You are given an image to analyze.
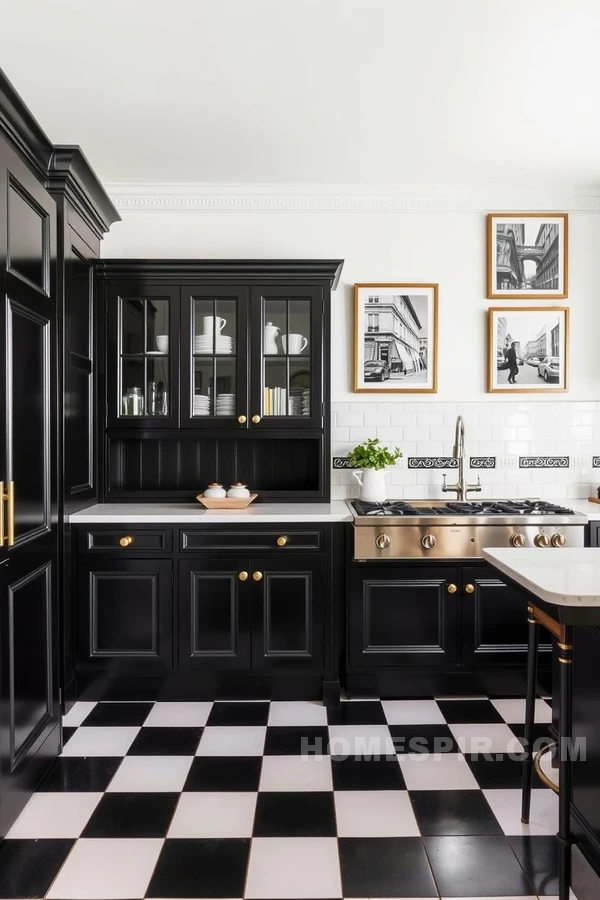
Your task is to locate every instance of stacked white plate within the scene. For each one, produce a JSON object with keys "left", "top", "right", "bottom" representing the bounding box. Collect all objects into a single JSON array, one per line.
[
  {"left": 302, "top": 389, "right": 311, "bottom": 416},
  {"left": 288, "top": 388, "right": 304, "bottom": 416},
  {"left": 216, "top": 393, "right": 236, "bottom": 416},
  {"left": 193, "top": 395, "right": 211, "bottom": 416},
  {"left": 194, "top": 335, "right": 233, "bottom": 355}
]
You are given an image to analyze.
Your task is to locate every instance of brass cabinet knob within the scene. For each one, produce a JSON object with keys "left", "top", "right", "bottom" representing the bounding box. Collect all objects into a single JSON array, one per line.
[
  {"left": 509, "top": 532, "right": 526, "bottom": 548},
  {"left": 534, "top": 533, "right": 551, "bottom": 548},
  {"left": 421, "top": 533, "right": 436, "bottom": 550},
  {"left": 276, "top": 536, "right": 288, "bottom": 547},
  {"left": 551, "top": 532, "right": 567, "bottom": 547},
  {"left": 237, "top": 415, "right": 247, "bottom": 424},
  {"left": 252, "top": 571, "right": 263, "bottom": 581},
  {"left": 238, "top": 571, "right": 249, "bottom": 581},
  {"left": 251, "top": 415, "right": 261, "bottom": 424},
  {"left": 119, "top": 536, "right": 134, "bottom": 547},
  {"left": 465, "top": 583, "right": 475, "bottom": 594},
  {"left": 447, "top": 583, "right": 458, "bottom": 594}
]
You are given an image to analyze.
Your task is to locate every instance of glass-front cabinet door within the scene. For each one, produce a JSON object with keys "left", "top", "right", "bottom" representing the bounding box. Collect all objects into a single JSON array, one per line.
[
  {"left": 107, "top": 285, "right": 179, "bottom": 428},
  {"left": 250, "top": 286, "right": 324, "bottom": 429},
  {"left": 180, "top": 286, "right": 249, "bottom": 429}
]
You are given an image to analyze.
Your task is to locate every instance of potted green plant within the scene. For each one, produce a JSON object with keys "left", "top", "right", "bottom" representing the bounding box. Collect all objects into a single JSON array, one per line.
[{"left": 348, "top": 438, "right": 402, "bottom": 501}]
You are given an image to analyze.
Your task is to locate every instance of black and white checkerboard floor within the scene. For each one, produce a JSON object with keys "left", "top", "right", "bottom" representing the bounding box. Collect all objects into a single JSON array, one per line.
[{"left": 0, "top": 696, "right": 572, "bottom": 900}]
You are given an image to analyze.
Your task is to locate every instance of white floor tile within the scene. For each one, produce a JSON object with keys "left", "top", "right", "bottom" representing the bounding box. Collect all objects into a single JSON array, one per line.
[
  {"left": 6, "top": 792, "right": 102, "bottom": 838},
  {"left": 62, "top": 701, "right": 96, "bottom": 727},
  {"left": 107, "top": 755, "right": 193, "bottom": 792},
  {"left": 268, "top": 700, "right": 327, "bottom": 726},
  {"left": 335, "top": 790, "right": 420, "bottom": 837},
  {"left": 491, "top": 698, "right": 553, "bottom": 724},
  {"left": 260, "top": 755, "right": 333, "bottom": 792},
  {"left": 60, "top": 726, "right": 140, "bottom": 757},
  {"left": 46, "top": 838, "right": 163, "bottom": 899},
  {"left": 168, "top": 792, "right": 257, "bottom": 837},
  {"left": 143, "top": 701, "right": 213, "bottom": 727},
  {"left": 449, "top": 723, "right": 525, "bottom": 754},
  {"left": 196, "top": 725, "right": 266, "bottom": 756},
  {"left": 398, "top": 752, "right": 479, "bottom": 790},
  {"left": 245, "top": 837, "right": 341, "bottom": 899},
  {"left": 483, "top": 788, "right": 559, "bottom": 835},
  {"left": 328, "top": 724, "right": 395, "bottom": 758},
  {"left": 383, "top": 699, "right": 446, "bottom": 725}
]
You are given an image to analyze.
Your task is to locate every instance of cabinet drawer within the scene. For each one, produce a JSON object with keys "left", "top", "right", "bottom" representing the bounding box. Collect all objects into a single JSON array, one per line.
[
  {"left": 181, "top": 528, "right": 323, "bottom": 552},
  {"left": 80, "top": 529, "right": 172, "bottom": 554}
]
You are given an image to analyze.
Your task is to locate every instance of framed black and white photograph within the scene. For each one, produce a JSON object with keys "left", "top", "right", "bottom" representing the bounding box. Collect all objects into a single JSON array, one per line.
[
  {"left": 488, "top": 307, "right": 569, "bottom": 393},
  {"left": 354, "top": 283, "right": 438, "bottom": 393},
  {"left": 487, "top": 213, "right": 568, "bottom": 299}
]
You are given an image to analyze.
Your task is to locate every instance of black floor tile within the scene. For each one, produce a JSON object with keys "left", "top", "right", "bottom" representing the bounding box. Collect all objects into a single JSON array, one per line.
[
  {"left": 409, "top": 789, "right": 503, "bottom": 835},
  {"left": 146, "top": 837, "right": 250, "bottom": 898},
  {"left": 0, "top": 838, "right": 74, "bottom": 898},
  {"left": 183, "top": 755, "right": 262, "bottom": 791},
  {"left": 127, "top": 726, "right": 203, "bottom": 756},
  {"left": 436, "top": 699, "right": 505, "bottom": 723},
  {"left": 332, "top": 756, "right": 405, "bottom": 791},
  {"left": 81, "top": 791, "right": 179, "bottom": 838},
  {"left": 509, "top": 835, "right": 559, "bottom": 896},
  {"left": 465, "top": 753, "right": 536, "bottom": 789},
  {"left": 82, "top": 681, "right": 162, "bottom": 701},
  {"left": 81, "top": 701, "right": 152, "bottom": 727},
  {"left": 339, "top": 836, "right": 437, "bottom": 898},
  {"left": 389, "top": 723, "right": 459, "bottom": 754},
  {"left": 510, "top": 721, "right": 555, "bottom": 750},
  {"left": 253, "top": 791, "right": 336, "bottom": 837},
  {"left": 327, "top": 700, "right": 387, "bottom": 725},
  {"left": 37, "top": 756, "right": 121, "bottom": 792},
  {"left": 62, "top": 726, "right": 76, "bottom": 747},
  {"left": 206, "top": 701, "right": 270, "bottom": 726},
  {"left": 424, "top": 834, "right": 535, "bottom": 896},
  {"left": 264, "top": 725, "right": 329, "bottom": 756}
]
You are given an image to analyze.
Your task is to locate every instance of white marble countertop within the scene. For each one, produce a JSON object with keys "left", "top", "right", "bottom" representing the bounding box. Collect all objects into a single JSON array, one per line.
[
  {"left": 68, "top": 502, "right": 353, "bottom": 524},
  {"left": 482, "top": 547, "right": 600, "bottom": 607},
  {"left": 557, "top": 498, "right": 600, "bottom": 520}
]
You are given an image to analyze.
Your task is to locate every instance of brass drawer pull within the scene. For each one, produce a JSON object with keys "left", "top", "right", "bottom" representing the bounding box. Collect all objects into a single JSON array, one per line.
[
  {"left": 252, "top": 571, "right": 263, "bottom": 581},
  {"left": 238, "top": 571, "right": 249, "bottom": 581},
  {"left": 447, "top": 583, "right": 458, "bottom": 594},
  {"left": 251, "top": 414, "right": 261, "bottom": 424},
  {"left": 237, "top": 415, "right": 247, "bottom": 424},
  {"left": 276, "top": 535, "right": 288, "bottom": 547},
  {"left": 465, "top": 583, "right": 475, "bottom": 594},
  {"left": 1, "top": 482, "right": 14, "bottom": 547},
  {"left": 119, "top": 536, "right": 134, "bottom": 547}
]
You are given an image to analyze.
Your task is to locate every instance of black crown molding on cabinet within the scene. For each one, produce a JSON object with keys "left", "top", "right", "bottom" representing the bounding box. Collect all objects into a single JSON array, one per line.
[
  {"left": 470, "top": 456, "right": 496, "bottom": 469},
  {"left": 0, "top": 69, "right": 54, "bottom": 179},
  {"left": 519, "top": 456, "right": 569, "bottom": 468},
  {"left": 96, "top": 259, "right": 344, "bottom": 288},
  {"left": 408, "top": 457, "right": 459, "bottom": 469},
  {"left": 48, "top": 146, "right": 121, "bottom": 238}
]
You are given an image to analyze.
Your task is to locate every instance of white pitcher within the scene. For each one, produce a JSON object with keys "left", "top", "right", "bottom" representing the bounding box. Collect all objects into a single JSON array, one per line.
[
  {"left": 264, "top": 321, "right": 281, "bottom": 355},
  {"left": 352, "top": 468, "right": 387, "bottom": 502}
]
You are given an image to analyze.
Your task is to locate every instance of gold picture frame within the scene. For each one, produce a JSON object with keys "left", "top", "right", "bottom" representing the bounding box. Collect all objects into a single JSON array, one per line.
[
  {"left": 487, "top": 212, "right": 568, "bottom": 299},
  {"left": 487, "top": 306, "right": 569, "bottom": 393},
  {"left": 354, "top": 283, "right": 438, "bottom": 393}
]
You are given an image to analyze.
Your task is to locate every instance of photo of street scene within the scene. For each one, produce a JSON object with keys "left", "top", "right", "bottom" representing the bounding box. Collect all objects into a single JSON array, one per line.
[
  {"left": 488, "top": 214, "right": 567, "bottom": 298},
  {"left": 354, "top": 285, "right": 437, "bottom": 392},
  {"left": 489, "top": 308, "right": 568, "bottom": 392}
]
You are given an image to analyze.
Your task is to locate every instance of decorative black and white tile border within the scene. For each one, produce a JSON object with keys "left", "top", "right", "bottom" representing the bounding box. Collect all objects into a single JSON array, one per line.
[
  {"left": 333, "top": 457, "right": 355, "bottom": 469},
  {"left": 408, "top": 457, "right": 459, "bottom": 469},
  {"left": 593, "top": 457, "right": 600, "bottom": 468},
  {"left": 470, "top": 456, "right": 496, "bottom": 469},
  {"left": 519, "top": 456, "right": 569, "bottom": 469}
]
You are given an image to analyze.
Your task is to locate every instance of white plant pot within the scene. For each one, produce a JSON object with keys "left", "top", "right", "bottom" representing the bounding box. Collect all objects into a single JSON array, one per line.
[{"left": 352, "top": 468, "right": 387, "bottom": 502}]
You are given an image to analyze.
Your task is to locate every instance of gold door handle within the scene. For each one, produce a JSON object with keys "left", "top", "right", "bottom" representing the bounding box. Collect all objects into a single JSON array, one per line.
[
  {"left": 251, "top": 415, "right": 261, "bottom": 424},
  {"left": 252, "top": 571, "right": 263, "bottom": 581},
  {"left": 276, "top": 535, "right": 288, "bottom": 547},
  {"left": 447, "top": 583, "right": 458, "bottom": 594},
  {"left": 465, "top": 583, "right": 475, "bottom": 594},
  {"left": 238, "top": 571, "right": 249, "bottom": 581},
  {"left": 2, "top": 482, "right": 14, "bottom": 547},
  {"left": 119, "top": 536, "right": 134, "bottom": 547},
  {"left": 0, "top": 481, "right": 4, "bottom": 546},
  {"left": 237, "top": 415, "right": 247, "bottom": 424}
]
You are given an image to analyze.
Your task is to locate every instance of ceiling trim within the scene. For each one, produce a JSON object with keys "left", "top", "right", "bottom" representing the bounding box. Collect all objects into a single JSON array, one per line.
[{"left": 105, "top": 183, "right": 600, "bottom": 213}]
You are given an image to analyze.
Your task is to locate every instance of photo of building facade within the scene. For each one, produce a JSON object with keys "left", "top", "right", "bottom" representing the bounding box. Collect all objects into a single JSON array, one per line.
[
  {"left": 489, "top": 214, "right": 567, "bottom": 297},
  {"left": 363, "top": 293, "right": 427, "bottom": 380}
]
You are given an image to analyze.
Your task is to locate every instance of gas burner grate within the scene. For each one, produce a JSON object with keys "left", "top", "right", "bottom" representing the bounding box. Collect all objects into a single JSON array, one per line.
[{"left": 351, "top": 498, "right": 577, "bottom": 517}]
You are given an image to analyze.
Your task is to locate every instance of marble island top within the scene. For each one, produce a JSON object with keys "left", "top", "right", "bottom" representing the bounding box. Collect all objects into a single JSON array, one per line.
[
  {"left": 482, "top": 547, "right": 600, "bottom": 607},
  {"left": 68, "top": 502, "right": 353, "bottom": 524}
]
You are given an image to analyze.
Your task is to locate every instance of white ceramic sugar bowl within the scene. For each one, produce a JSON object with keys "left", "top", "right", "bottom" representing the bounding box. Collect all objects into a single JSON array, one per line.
[
  {"left": 227, "top": 482, "right": 251, "bottom": 499},
  {"left": 204, "top": 482, "right": 227, "bottom": 499}
]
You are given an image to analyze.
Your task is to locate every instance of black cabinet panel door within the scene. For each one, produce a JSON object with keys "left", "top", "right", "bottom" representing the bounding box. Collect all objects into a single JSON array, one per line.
[
  {"left": 348, "top": 567, "right": 459, "bottom": 667},
  {"left": 77, "top": 558, "right": 173, "bottom": 674},
  {"left": 179, "top": 558, "right": 251, "bottom": 669},
  {"left": 461, "top": 565, "right": 552, "bottom": 666},
  {"left": 251, "top": 556, "right": 324, "bottom": 670}
]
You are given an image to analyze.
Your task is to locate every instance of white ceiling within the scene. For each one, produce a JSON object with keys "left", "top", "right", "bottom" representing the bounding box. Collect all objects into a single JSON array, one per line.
[{"left": 1, "top": 0, "right": 599, "bottom": 186}]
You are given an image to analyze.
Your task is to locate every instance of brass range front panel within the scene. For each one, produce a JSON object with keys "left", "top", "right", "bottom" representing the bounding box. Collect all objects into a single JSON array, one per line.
[{"left": 353, "top": 524, "right": 585, "bottom": 560}]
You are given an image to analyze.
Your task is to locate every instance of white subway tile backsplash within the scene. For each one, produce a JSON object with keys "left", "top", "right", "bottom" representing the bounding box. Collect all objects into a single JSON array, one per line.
[{"left": 337, "top": 412, "right": 363, "bottom": 427}]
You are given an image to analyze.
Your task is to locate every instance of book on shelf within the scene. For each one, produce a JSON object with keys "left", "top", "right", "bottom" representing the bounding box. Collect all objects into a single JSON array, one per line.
[{"left": 263, "top": 386, "right": 288, "bottom": 416}]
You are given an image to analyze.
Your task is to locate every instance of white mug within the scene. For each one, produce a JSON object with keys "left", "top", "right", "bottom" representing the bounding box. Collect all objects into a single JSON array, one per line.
[
  {"left": 156, "top": 334, "right": 169, "bottom": 353},
  {"left": 282, "top": 333, "right": 308, "bottom": 355},
  {"left": 202, "top": 316, "right": 227, "bottom": 336}
]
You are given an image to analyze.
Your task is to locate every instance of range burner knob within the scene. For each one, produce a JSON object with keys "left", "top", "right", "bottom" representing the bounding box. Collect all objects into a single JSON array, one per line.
[
  {"left": 551, "top": 532, "right": 567, "bottom": 548},
  {"left": 375, "top": 533, "right": 391, "bottom": 550},
  {"left": 534, "top": 533, "right": 551, "bottom": 548},
  {"left": 509, "top": 533, "right": 526, "bottom": 548},
  {"left": 421, "top": 533, "right": 436, "bottom": 550}
]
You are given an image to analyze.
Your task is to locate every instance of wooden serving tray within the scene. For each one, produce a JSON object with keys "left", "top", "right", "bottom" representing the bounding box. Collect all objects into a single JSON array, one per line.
[
  {"left": 196, "top": 493, "right": 258, "bottom": 509},
  {"left": 588, "top": 496, "right": 600, "bottom": 504}
]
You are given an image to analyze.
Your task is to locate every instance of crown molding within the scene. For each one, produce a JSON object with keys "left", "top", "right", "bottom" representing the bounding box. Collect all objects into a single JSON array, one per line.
[{"left": 105, "top": 182, "right": 600, "bottom": 214}]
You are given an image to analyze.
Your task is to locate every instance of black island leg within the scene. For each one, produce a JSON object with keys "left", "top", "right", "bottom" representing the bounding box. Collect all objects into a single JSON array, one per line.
[
  {"left": 522, "top": 605, "right": 539, "bottom": 823},
  {"left": 558, "top": 626, "right": 574, "bottom": 900}
]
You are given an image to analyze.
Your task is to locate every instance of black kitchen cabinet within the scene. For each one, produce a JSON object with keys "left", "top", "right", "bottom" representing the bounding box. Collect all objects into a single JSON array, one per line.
[
  {"left": 77, "top": 558, "right": 173, "bottom": 676},
  {"left": 348, "top": 566, "right": 460, "bottom": 667}
]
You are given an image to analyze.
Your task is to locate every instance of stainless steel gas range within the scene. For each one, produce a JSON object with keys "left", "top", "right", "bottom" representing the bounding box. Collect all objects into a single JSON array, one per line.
[{"left": 348, "top": 499, "right": 587, "bottom": 560}]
